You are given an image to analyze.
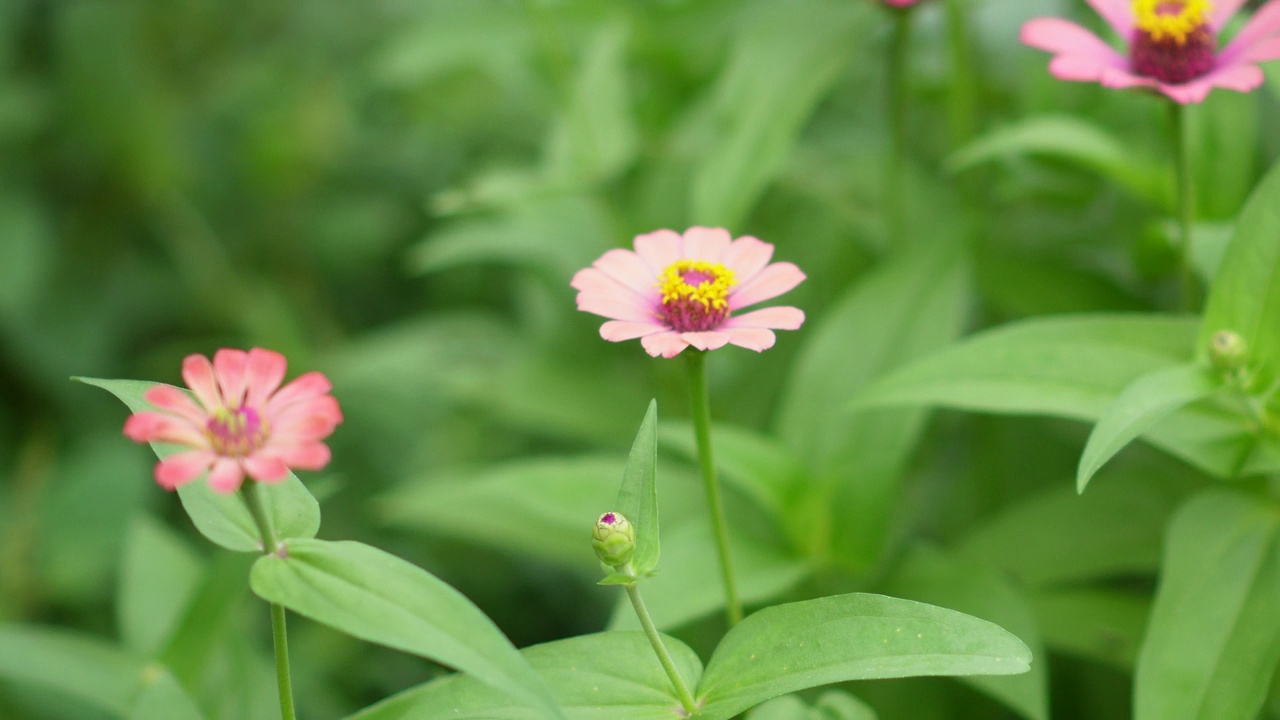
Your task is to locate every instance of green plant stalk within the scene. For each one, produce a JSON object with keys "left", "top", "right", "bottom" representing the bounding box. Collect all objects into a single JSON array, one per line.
[
  {"left": 885, "top": 8, "right": 913, "bottom": 249},
  {"left": 618, "top": 563, "right": 698, "bottom": 714},
  {"left": 684, "top": 350, "right": 743, "bottom": 627},
  {"left": 242, "top": 482, "right": 298, "bottom": 720},
  {"left": 1169, "top": 101, "right": 1196, "bottom": 311}
]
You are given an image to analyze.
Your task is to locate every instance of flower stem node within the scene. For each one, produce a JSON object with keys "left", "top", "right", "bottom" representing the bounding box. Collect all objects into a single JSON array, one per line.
[{"left": 592, "top": 512, "right": 636, "bottom": 568}]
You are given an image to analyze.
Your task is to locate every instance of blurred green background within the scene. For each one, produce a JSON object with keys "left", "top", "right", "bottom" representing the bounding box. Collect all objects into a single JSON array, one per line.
[{"left": 2, "top": 0, "right": 1279, "bottom": 717}]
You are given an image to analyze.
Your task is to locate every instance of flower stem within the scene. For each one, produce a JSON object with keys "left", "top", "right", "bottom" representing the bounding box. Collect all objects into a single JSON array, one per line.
[
  {"left": 241, "top": 483, "right": 298, "bottom": 720},
  {"left": 1169, "top": 101, "right": 1197, "bottom": 311},
  {"left": 683, "top": 350, "right": 742, "bottom": 627},
  {"left": 885, "top": 7, "right": 913, "bottom": 249},
  {"left": 619, "top": 563, "right": 698, "bottom": 715}
]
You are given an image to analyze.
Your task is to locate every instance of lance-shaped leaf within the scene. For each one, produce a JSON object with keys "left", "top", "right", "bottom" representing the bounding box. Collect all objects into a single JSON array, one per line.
[{"left": 615, "top": 400, "right": 660, "bottom": 577}]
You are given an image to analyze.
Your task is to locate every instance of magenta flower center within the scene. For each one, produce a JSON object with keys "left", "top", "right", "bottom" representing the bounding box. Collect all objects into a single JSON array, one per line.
[
  {"left": 657, "top": 260, "right": 736, "bottom": 333},
  {"left": 1129, "top": 0, "right": 1217, "bottom": 84},
  {"left": 207, "top": 406, "right": 269, "bottom": 457}
]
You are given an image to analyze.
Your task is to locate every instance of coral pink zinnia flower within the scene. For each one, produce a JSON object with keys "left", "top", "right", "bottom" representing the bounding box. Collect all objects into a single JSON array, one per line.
[
  {"left": 571, "top": 227, "right": 806, "bottom": 359},
  {"left": 124, "top": 348, "right": 342, "bottom": 493},
  {"left": 1022, "top": 0, "right": 1280, "bottom": 104}
]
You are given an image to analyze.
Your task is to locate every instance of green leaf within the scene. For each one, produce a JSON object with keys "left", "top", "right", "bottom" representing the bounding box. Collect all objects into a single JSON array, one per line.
[
  {"left": 76, "top": 376, "right": 322, "bottom": 551},
  {"left": 695, "top": 593, "right": 1032, "bottom": 719},
  {"left": 1199, "top": 157, "right": 1280, "bottom": 375},
  {"left": 158, "top": 554, "right": 255, "bottom": 691},
  {"left": 249, "top": 538, "right": 563, "bottom": 719},
  {"left": 1187, "top": 91, "right": 1258, "bottom": 219},
  {"left": 1134, "top": 490, "right": 1280, "bottom": 720},
  {"left": 118, "top": 515, "right": 205, "bottom": 656},
  {"left": 883, "top": 545, "right": 1047, "bottom": 720},
  {"left": 0, "top": 624, "right": 147, "bottom": 715},
  {"left": 1029, "top": 587, "right": 1150, "bottom": 671},
  {"left": 747, "top": 690, "right": 878, "bottom": 720},
  {"left": 347, "top": 632, "right": 702, "bottom": 720},
  {"left": 946, "top": 115, "right": 1167, "bottom": 206},
  {"left": 129, "top": 670, "right": 205, "bottom": 720},
  {"left": 1076, "top": 363, "right": 1221, "bottom": 492},
  {"left": 616, "top": 400, "right": 660, "bottom": 576}
]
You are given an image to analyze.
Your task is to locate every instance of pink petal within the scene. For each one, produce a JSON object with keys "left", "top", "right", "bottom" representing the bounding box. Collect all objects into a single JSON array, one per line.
[
  {"left": 600, "top": 320, "right": 668, "bottom": 342},
  {"left": 207, "top": 459, "right": 245, "bottom": 493},
  {"left": 213, "top": 349, "right": 249, "bottom": 407},
  {"left": 1238, "top": 36, "right": 1280, "bottom": 63},
  {"left": 1097, "top": 66, "right": 1159, "bottom": 90},
  {"left": 680, "top": 227, "right": 732, "bottom": 262},
  {"left": 576, "top": 292, "right": 660, "bottom": 323},
  {"left": 264, "top": 372, "right": 332, "bottom": 416},
  {"left": 633, "top": 230, "right": 682, "bottom": 273},
  {"left": 265, "top": 442, "right": 332, "bottom": 471},
  {"left": 182, "top": 354, "right": 223, "bottom": 412},
  {"left": 1220, "top": 2, "right": 1280, "bottom": 63},
  {"left": 244, "top": 455, "right": 289, "bottom": 483},
  {"left": 641, "top": 331, "right": 690, "bottom": 358},
  {"left": 1021, "top": 18, "right": 1127, "bottom": 67},
  {"left": 721, "top": 236, "right": 775, "bottom": 284},
  {"left": 724, "top": 306, "right": 805, "bottom": 330},
  {"left": 245, "top": 348, "right": 288, "bottom": 409},
  {"left": 593, "top": 250, "right": 658, "bottom": 296},
  {"left": 271, "top": 396, "right": 344, "bottom": 437},
  {"left": 680, "top": 331, "right": 731, "bottom": 352},
  {"left": 143, "top": 385, "right": 207, "bottom": 425},
  {"left": 725, "top": 327, "right": 778, "bottom": 352},
  {"left": 1212, "top": 0, "right": 1250, "bottom": 30},
  {"left": 1084, "top": 0, "right": 1134, "bottom": 37},
  {"left": 730, "top": 263, "right": 806, "bottom": 310},
  {"left": 1160, "top": 63, "right": 1263, "bottom": 103},
  {"left": 124, "top": 411, "right": 207, "bottom": 447},
  {"left": 155, "top": 450, "right": 214, "bottom": 490}
]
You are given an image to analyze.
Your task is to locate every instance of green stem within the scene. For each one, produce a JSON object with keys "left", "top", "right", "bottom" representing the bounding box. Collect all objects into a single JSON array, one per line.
[
  {"left": 684, "top": 351, "right": 742, "bottom": 627},
  {"left": 885, "top": 8, "right": 913, "bottom": 250},
  {"left": 619, "top": 563, "right": 699, "bottom": 714},
  {"left": 1169, "top": 101, "right": 1196, "bottom": 312},
  {"left": 241, "top": 483, "right": 298, "bottom": 720}
]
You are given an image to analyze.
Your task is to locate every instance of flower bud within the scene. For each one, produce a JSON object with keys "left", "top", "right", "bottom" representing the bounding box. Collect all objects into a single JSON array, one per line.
[
  {"left": 592, "top": 512, "right": 635, "bottom": 567},
  {"left": 1209, "top": 330, "right": 1248, "bottom": 372}
]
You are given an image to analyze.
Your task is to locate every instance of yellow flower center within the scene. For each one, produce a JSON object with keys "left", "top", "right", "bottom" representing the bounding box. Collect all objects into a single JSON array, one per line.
[
  {"left": 657, "top": 260, "right": 736, "bottom": 332},
  {"left": 1132, "top": 0, "right": 1212, "bottom": 44}
]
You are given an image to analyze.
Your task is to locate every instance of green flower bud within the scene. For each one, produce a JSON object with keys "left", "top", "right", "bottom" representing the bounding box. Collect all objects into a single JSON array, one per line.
[
  {"left": 592, "top": 511, "right": 635, "bottom": 567},
  {"left": 1209, "top": 330, "right": 1248, "bottom": 372}
]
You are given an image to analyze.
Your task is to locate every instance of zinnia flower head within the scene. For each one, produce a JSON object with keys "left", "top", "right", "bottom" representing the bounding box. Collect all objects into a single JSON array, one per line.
[
  {"left": 124, "top": 348, "right": 342, "bottom": 493},
  {"left": 1021, "top": 0, "right": 1280, "bottom": 103},
  {"left": 882, "top": 0, "right": 925, "bottom": 7},
  {"left": 571, "top": 227, "right": 805, "bottom": 358}
]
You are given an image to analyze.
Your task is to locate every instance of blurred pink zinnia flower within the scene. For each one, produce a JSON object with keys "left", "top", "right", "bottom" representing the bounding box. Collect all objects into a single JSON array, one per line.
[
  {"left": 882, "top": 0, "right": 924, "bottom": 7},
  {"left": 124, "top": 348, "right": 342, "bottom": 493},
  {"left": 572, "top": 227, "right": 806, "bottom": 359},
  {"left": 1021, "top": 0, "right": 1280, "bottom": 104}
]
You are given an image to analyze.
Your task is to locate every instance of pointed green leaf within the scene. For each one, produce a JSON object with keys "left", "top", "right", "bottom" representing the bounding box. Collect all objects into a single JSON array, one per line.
[
  {"left": 76, "top": 376, "right": 321, "bottom": 551},
  {"left": 1135, "top": 491, "right": 1280, "bottom": 720},
  {"left": 616, "top": 400, "right": 660, "bottom": 576},
  {"left": 1200, "top": 158, "right": 1280, "bottom": 373},
  {"left": 118, "top": 515, "right": 204, "bottom": 655},
  {"left": 249, "top": 538, "right": 563, "bottom": 719},
  {"left": 1076, "top": 363, "right": 1221, "bottom": 492},
  {"left": 747, "top": 690, "right": 878, "bottom": 720},
  {"left": 347, "top": 632, "right": 702, "bottom": 720},
  {"left": 0, "top": 624, "right": 148, "bottom": 715},
  {"left": 129, "top": 670, "right": 205, "bottom": 720},
  {"left": 695, "top": 593, "right": 1032, "bottom": 719}
]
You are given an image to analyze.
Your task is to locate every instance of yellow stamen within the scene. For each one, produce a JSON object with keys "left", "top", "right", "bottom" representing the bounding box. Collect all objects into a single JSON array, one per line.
[
  {"left": 1132, "top": 0, "right": 1212, "bottom": 44},
  {"left": 658, "top": 260, "right": 736, "bottom": 311}
]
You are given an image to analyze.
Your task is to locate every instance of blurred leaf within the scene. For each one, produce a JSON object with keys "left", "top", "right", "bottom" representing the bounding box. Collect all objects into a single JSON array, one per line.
[
  {"left": 250, "top": 538, "right": 564, "bottom": 719},
  {"left": 1030, "top": 587, "right": 1150, "bottom": 671},
  {"left": 159, "top": 553, "right": 255, "bottom": 692},
  {"left": 883, "top": 544, "right": 1048, "bottom": 720},
  {"left": 129, "top": 670, "right": 205, "bottom": 720},
  {"left": 1134, "top": 490, "right": 1280, "bottom": 720},
  {"left": 76, "top": 377, "right": 322, "bottom": 552},
  {"left": 0, "top": 624, "right": 146, "bottom": 715},
  {"left": 347, "top": 632, "right": 702, "bottom": 720},
  {"left": 118, "top": 515, "right": 205, "bottom": 656},
  {"left": 695, "top": 593, "right": 1032, "bottom": 720},
  {"left": 616, "top": 400, "right": 660, "bottom": 576},
  {"left": 683, "top": 0, "right": 873, "bottom": 227},
  {"left": 0, "top": 193, "right": 52, "bottom": 322},
  {"left": 1199, "top": 157, "right": 1280, "bottom": 376},
  {"left": 1188, "top": 91, "right": 1257, "bottom": 219},
  {"left": 545, "top": 19, "right": 637, "bottom": 183},
  {"left": 947, "top": 115, "right": 1166, "bottom": 206},
  {"left": 747, "top": 690, "right": 878, "bottom": 720},
  {"left": 958, "top": 471, "right": 1193, "bottom": 588},
  {"left": 1077, "top": 363, "right": 1221, "bottom": 492}
]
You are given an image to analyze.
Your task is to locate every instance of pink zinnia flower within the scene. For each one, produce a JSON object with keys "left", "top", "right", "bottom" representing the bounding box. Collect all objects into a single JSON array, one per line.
[
  {"left": 571, "top": 227, "right": 806, "bottom": 359},
  {"left": 1021, "top": 0, "right": 1280, "bottom": 104},
  {"left": 882, "top": 0, "right": 924, "bottom": 7},
  {"left": 124, "top": 348, "right": 342, "bottom": 493}
]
